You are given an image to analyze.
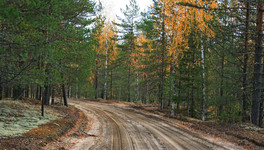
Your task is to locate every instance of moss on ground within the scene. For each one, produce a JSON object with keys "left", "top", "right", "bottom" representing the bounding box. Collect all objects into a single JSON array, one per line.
[
  {"left": 0, "top": 98, "right": 81, "bottom": 149},
  {"left": 0, "top": 100, "right": 61, "bottom": 138}
]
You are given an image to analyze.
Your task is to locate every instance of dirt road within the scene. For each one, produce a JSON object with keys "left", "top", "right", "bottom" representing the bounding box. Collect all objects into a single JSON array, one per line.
[{"left": 45, "top": 100, "right": 243, "bottom": 150}]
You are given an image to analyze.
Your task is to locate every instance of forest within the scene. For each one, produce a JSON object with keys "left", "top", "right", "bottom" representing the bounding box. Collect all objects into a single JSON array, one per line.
[{"left": 0, "top": 0, "right": 263, "bottom": 129}]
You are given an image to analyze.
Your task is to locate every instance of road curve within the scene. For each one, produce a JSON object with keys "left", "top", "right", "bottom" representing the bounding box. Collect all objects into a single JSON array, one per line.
[
  {"left": 65, "top": 100, "right": 242, "bottom": 150},
  {"left": 45, "top": 99, "right": 242, "bottom": 150}
]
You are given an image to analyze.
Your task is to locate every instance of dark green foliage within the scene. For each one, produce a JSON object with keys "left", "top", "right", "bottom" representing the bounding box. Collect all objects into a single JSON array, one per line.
[
  {"left": 2, "top": 0, "right": 263, "bottom": 128},
  {"left": 114, "top": 0, "right": 140, "bottom": 102},
  {"left": 0, "top": 0, "right": 98, "bottom": 115}
]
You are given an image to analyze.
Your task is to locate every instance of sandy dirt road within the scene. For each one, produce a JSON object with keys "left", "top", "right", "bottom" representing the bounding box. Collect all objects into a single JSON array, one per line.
[{"left": 45, "top": 100, "right": 243, "bottom": 150}]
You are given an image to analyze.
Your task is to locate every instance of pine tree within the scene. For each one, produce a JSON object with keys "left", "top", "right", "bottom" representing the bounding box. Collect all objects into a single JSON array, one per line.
[
  {"left": 114, "top": 0, "right": 140, "bottom": 102},
  {"left": 0, "top": 0, "right": 97, "bottom": 116},
  {"left": 252, "top": 0, "right": 263, "bottom": 127}
]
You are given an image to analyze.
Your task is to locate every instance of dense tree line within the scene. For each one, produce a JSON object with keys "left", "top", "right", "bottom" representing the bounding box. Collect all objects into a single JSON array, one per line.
[
  {"left": 90, "top": 0, "right": 264, "bottom": 127},
  {"left": 0, "top": 0, "right": 98, "bottom": 116},
  {"left": 1, "top": 0, "right": 263, "bottom": 127}
]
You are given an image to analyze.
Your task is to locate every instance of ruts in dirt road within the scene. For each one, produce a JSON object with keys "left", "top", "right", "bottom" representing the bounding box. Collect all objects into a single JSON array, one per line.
[{"left": 45, "top": 100, "right": 243, "bottom": 150}]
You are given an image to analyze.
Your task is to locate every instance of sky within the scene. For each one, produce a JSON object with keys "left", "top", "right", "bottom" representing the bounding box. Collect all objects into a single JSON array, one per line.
[{"left": 98, "top": 0, "right": 153, "bottom": 21}]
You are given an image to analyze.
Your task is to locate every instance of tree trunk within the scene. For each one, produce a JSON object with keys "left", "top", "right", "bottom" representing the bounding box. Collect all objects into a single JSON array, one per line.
[
  {"left": 25, "top": 85, "right": 29, "bottom": 98},
  {"left": 251, "top": 1, "right": 263, "bottom": 127},
  {"left": 95, "top": 72, "right": 98, "bottom": 99},
  {"left": 95, "top": 57, "right": 99, "bottom": 99},
  {"left": 110, "top": 71, "right": 113, "bottom": 99},
  {"left": 0, "top": 84, "right": 2, "bottom": 100},
  {"left": 187, "top": 74, "right": 190, "bottom": 116},
  {"left": 242, "top": 0, "right": 250, "bottom": 123},
  {"left": 43, "top": 84, "right": 50, "bottom": 105},
  {"left": 146, "top": 81, "right": 149, "bottom": 104},
  {"left": 171, "top": 56, "right": 177, "bottom": 117},
  {"left": 190, "top": 81, "right": 194, "bottom": 118},
  {"left": 159, "top": 83, "right": 164, "bottom": 110},
  {"left": 36, "top": 85, "right": 39, "bottom": 100},
  {"left": 62, "top": 83, "right": 68, "bottom": 106},
  {"left": 159, "top": 16, "right": 166, "bottom": 110},
  {"left": 260, "top": 15, "right": 264, "bottom": 127},
  {"left": 259, "top": 100, "right": 263, "bottom": 127},
  {"left": 39, "top": 86, "right": 42, "bottom": 100},
  {"left": 219, "top": 56, "right": 224, "bottom": 117},
  {"left": 168, "top": 84, "right": 172, "bottom": 108},
  {"left": 78, "top": 84, "right": 81, "bottom": 98},
  {"left": 190, "top": 50, "right": 195, "bottom": 118},
  {"left": 104, "top": 42, "right": 108, "bottom": 100},
  {"left": 68, "top": 85, "right": 71, "bottom": 98},
  {"left": 75, "top": 78, "right": 78, "bottom": 98},
  {"left": 51, "top": 87, "right": 55, "bottom": 105},
  {"left": 201, "top": 37, "right": 206, "bottom": 121},
  {"left": 171, "top": 77, "right": 176, "bottom": 117},
  {"left": 30, "top": 84, "right": 33, "bottom": 98},
  {"left": 4, "top": 87, "right": 9, "bottom": 98},
  {"left": 119, "top": 85, "right": 122, "bottom": 101},
  {"left": 37, "top": 86, "right": 42, "bottom": 100},
  {"left": 41, "top": 94, "right": 44, "bottom": 117},
  {"left": 177, "top": 80, "right": 181, "bottom": 112},
  {"left": 127, "top": 64, "right": 131, "bottom": 102},
  {"left": 136, "top": 71, "right": 139, "bottom": 102}
]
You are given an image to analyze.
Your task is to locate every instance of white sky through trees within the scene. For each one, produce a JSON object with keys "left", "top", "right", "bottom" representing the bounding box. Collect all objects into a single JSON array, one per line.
[{"left": 98, "top": 0, "right": 153, "bottom": 21}]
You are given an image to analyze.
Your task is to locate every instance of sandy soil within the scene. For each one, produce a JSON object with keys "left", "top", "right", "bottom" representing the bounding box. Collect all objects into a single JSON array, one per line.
[{"left": 44, "top": 99, "right": 244, "bottom": 150}]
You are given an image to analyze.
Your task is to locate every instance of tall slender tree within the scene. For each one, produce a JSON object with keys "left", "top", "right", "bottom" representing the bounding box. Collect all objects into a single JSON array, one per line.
[
  {"left": 252, "top": 0, "right": 263, "bottom": 127},
  {"left": 115, "top": 0, "right": 140, "bottom": 102}
]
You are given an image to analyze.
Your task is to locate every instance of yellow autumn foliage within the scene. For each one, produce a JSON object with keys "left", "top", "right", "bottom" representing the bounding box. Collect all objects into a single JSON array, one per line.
[
  {"left": 158, "top": 0, "right": 217, "bottom": 63},
  {"left": 90, "top": 22, "right": 118, "bottom": 84}
]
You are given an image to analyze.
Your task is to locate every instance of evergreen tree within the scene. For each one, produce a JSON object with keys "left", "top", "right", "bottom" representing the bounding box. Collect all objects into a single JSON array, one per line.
[{"left": 114, "top": 0, "right": 140, "bottom": 102}]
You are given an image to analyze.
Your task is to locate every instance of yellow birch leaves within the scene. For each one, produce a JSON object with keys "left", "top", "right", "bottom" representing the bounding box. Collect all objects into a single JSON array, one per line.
[
  {"left": 90, "top": 22, "right": 118, "bottom": 84},
  {"left": 158, "top": 0, "right": 217, "bottom": 59},
  {"left": 95, "top": 22, "right": 118, "bottom": 63}
]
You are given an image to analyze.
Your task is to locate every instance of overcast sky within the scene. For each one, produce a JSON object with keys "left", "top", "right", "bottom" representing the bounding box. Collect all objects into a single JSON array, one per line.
[{"left": 98, "top": 0, "right": 153, "bottom": 21}]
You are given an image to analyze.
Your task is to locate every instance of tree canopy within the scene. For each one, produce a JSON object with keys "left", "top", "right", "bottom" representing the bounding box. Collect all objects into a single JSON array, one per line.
[{"left": 1, "top": 0, "right": 263, "bottom": 127}]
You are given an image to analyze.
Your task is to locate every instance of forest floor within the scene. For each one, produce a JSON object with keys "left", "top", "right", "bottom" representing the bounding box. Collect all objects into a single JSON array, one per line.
[
  {"left": 1, "top": 98, "right": 264, "bottom": 150},
  {"left": 0, "top": 98, "right": 82, "bottom": 150}
]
